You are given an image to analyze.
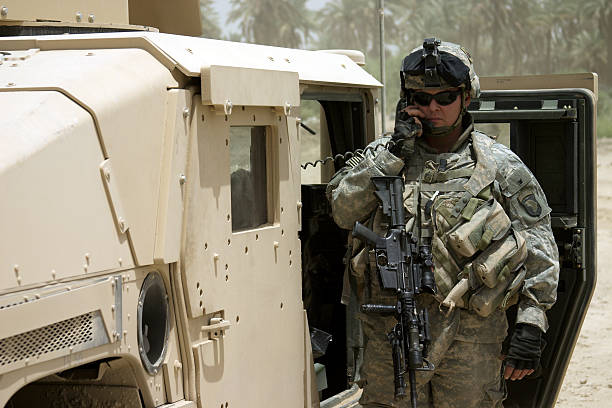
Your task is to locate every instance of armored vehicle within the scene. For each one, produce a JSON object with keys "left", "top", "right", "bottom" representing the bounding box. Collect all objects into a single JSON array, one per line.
[{"left": 0, "top": 1, "right": 597, "bottom": 407}]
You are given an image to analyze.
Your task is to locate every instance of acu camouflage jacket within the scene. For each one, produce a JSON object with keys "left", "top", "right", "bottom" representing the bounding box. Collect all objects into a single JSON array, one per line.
[{"left": 326, "top": 123, "right": 560, "bottom": 333}]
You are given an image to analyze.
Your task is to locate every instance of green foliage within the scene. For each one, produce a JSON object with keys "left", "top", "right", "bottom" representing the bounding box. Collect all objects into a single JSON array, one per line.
[
  {"left": 200, "top": 0, "right": 222, "bottom": 39},
  {"left": 228, "top": 0, "right": 311, "bottom": 48}
]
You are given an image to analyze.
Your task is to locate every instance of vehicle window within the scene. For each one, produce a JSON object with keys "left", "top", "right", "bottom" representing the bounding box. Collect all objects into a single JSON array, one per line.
[
  {"left": 300, "top": 100, "right": 332, "bottom": 184},
  {"left": 229, "top": 126, "right": 268, "bottom": 231},
  {"left": 299, "top": 97, "right": 366, "bottom": 184}
]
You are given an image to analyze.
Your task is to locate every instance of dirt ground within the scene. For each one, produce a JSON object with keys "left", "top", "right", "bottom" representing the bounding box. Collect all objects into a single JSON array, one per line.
[{"left": 555, "top": 138, "right": 612, "bottom": 407}]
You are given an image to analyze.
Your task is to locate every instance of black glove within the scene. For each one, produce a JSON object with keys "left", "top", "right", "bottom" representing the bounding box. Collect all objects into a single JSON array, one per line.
[
  {"left": 390, "top": 99, "right": 421, "bottom": 156},
  {"left": 505, "top": 323, "right": 543, "bottom": 370}
]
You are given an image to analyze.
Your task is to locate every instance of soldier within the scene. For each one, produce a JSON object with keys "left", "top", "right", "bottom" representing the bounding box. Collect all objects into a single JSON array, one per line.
[{"left": 326, "top": 39, "right": 559, "bottom": 407}]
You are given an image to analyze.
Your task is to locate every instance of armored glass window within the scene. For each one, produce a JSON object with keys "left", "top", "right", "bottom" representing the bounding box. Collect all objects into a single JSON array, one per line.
[
  {"left": 300, "top": 96, "right": 366, "bottom": 184},
  {"left": 300, "top": 100, "right": 328, "bottom": 184},
  {"left": 229, "top": 126, "right": 268, "bottom": 231}
]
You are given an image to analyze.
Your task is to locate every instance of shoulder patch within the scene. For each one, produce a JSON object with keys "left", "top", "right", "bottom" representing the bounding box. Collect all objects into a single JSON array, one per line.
[{"left": 519, "top": 193, "right": 542, "bottom": 217}]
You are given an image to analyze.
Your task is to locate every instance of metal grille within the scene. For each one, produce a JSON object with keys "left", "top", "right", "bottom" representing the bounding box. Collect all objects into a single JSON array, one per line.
[{"left": 0, "top": 312, "right": 95, "bottom": 366}]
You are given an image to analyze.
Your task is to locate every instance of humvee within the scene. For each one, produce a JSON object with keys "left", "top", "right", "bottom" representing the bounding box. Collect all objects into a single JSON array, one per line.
[{"left": 0, "top": 1, "right": 597, "bottom": 407}]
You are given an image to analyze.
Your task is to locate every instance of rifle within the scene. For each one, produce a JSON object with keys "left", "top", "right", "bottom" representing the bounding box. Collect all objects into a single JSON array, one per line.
[{"left": 352, "top": 176, "right": 435, "bottom": 408}]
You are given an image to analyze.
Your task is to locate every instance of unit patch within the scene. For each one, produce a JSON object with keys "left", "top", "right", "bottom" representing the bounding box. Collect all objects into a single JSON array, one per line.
[{"left": 520, "top": 193, "right": 542, "bottom": 217}]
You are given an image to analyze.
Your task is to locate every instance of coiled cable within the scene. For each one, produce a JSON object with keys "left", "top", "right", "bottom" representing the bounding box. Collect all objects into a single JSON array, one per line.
[{"left": 300, "top": 132, "right": 399, "bottom": 169}]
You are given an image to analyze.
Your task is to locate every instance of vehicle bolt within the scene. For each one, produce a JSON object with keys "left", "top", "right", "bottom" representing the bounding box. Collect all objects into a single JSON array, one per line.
[
  {"left": 183, "top": 107, "right": 190, "bottom": 118},
  {"left": 1, "top": 7, "right": 8, "bottom": 17},
  {"left": 104, "top": 169, "right": 111, "bottom": 181},
  {"left": 75, "top": 12, "right": 82, "bottom": 22},
  {"left": 179, "top": 174, "right": 186, "bottom": 185},
  {"left": 88, "top": 14, "right": 95, "bottom": 23},
  {"left": 6, "top": 82, "right": 16, "bottom": 87}
]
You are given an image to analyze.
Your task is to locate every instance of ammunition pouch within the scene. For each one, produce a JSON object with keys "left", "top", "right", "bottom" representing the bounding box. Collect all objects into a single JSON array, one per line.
[{"left": 432, "top": 188, "right": 528, "bottom": 317}]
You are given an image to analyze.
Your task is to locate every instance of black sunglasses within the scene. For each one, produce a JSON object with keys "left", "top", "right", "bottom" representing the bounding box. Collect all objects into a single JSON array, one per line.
[{"left": 412, "top": 90, "right": 461, "bottom": 106}]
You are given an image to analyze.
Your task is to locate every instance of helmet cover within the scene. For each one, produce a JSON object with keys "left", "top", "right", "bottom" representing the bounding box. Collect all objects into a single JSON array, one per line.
[{"left": 401, "top": 39, "right": 480, "bottom": 99}]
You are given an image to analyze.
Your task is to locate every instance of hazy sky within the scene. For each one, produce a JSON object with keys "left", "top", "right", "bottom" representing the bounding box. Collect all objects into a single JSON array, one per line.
[{"left": 211, "top": 0, "right": 330, "bottom": 35}]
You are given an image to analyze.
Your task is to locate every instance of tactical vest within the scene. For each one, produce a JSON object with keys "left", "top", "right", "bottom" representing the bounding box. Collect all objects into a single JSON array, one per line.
[{"left": 365, "top": 132, "right": 527, "bottom": 317}]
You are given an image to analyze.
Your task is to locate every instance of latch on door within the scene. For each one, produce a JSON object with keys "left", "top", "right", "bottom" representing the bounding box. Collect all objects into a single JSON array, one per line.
[{"left": 201, "top": 317, "right": 231, "bottom": 339}]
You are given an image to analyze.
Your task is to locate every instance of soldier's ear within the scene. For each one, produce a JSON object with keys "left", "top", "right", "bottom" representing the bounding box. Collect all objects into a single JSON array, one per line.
[{"left": 464, "top": 92, "right": 471, "bottom": 108}]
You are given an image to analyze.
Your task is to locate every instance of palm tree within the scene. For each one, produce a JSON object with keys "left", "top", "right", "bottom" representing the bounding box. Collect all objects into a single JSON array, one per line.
[
  {"left": 316, "top": 0, "right": 397, "bottom": 55},
  {"left": 200, "top": 0, "right": 222, "bottom": 39},
  {"left": 580, "top": 0, "right": 611, "bottom": 83},
  {"left": 228, "top": 0, "right": 311, "bottom": 48}
]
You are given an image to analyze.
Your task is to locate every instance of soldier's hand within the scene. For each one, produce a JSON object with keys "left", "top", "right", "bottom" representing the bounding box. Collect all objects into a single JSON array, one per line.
[
  {"left": 503, "top": 324, "right": 543, "bottom": 381},
  {"left": 393, "top": 105, "right": 424, "bottom": 140},
  {"left": 503, "top": 362, "right": 534, "bottom": 381},
  {"left": 401, "top": 105, "right": 426, "bottom": 138}
]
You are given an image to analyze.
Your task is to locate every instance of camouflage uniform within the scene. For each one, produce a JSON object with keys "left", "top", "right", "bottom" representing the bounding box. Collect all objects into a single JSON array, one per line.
[{"left": 326, "top": 119, "right": 559, "bottom": 407}]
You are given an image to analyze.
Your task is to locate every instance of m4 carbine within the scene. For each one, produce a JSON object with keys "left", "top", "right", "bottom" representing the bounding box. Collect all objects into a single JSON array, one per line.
[{"left": 353, "top": 176, "right": 435, "bottom": 408}]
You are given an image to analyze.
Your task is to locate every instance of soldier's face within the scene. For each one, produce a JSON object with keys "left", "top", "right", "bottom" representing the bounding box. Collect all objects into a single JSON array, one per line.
[{"left": 413, "top": 87, "right": 470, "bottom": 127}]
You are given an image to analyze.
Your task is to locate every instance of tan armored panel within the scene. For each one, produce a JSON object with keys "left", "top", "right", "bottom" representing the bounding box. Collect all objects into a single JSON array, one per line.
[
  {"left": 0, "top": 90, "right": 134, "bottom": 289},
  {"left": 182, "top": 101, "right": 306, "bottom": 407},
  {"left": 0, "top": 0, "right": 129, "bottom": 25},
  {"left": 0, "top": 0, "right": 202, "bottom": 36},
  {"left": 480, "top": 72, "right": 598, "bottom": 98},
  {"left": 0, "top": 46, "right": 178, "bottom": 284},
  {"left": 129, "top": 0, "right": 202, "bottom": 37}
]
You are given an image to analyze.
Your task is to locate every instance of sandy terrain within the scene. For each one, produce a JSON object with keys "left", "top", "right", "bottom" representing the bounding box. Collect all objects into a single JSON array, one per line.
[{"left": 555, "top": 138, "right": 612, "bottom": 407}]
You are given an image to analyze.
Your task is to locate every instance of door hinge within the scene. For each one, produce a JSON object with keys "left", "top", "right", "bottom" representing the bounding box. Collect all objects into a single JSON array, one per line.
[{"left": 564, "top": 227, "right": 585, "bottom": 269}]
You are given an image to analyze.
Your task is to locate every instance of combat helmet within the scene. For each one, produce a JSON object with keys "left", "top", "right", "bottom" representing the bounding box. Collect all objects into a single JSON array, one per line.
[{"left": 400, "top": 38, "right": 480, "bottom": 99}]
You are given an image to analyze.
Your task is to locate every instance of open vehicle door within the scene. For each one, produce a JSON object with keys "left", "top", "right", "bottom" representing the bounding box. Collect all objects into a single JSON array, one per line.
[{"left": 474, "top": 73, "right": 597, "bottom": 408}]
